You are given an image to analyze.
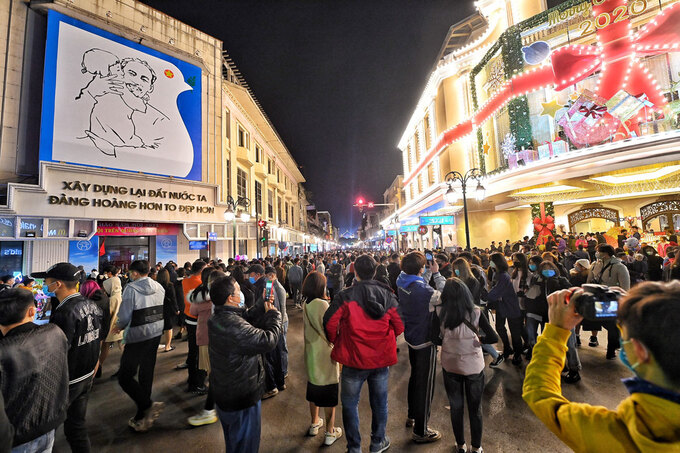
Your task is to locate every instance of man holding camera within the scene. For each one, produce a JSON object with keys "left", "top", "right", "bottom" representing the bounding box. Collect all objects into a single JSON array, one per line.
[{"left": 523, "top": 281, "right": 680, "bottom": 451}]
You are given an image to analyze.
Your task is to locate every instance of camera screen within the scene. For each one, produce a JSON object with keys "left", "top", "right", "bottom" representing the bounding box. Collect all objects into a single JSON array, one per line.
[
  {"left": 594, "top": 300, "right": 618, "bottom": 318},
  {"left": 425, "top": 253, "right": 433, "bottom": 261}
]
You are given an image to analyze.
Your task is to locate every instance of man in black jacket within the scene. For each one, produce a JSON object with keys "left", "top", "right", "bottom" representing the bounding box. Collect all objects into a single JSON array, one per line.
[
  {"left": 208, "top": 275, "right": 280, "bottom": 453},
  {"left": 32, "top": 262, "right": 102, "bottom": 453},
  {"left": 0, "top": 288, "right": 69, "bottom": 451}
]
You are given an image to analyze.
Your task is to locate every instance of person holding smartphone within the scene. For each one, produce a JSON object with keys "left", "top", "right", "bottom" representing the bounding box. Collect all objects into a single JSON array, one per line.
[
  {"left": 261, "top": 267, "right": 287, "bottom": 399},
  {"left": 523, "top": 281, "right": 680, "bottom": 451}
]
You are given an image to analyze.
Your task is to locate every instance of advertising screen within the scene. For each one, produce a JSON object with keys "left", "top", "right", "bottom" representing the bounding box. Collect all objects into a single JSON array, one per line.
[{"left": 40, "top": 10, "right": 202, "bottom": 180}]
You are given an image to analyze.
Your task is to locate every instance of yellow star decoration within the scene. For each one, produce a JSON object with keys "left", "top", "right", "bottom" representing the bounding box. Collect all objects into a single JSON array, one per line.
[
  {"left": 569, "top": 91, "right": 580, "bottom": 101},
  {"left": 483, "top": 141, "right": 491, "bottom": 155},
  {"left": 540, "top": 97, "right": 563, "bottom": 118}
]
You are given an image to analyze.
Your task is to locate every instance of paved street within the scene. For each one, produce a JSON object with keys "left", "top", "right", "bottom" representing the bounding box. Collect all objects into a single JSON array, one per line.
[{"left": 54, "top": 300, "right": 631, "bottom": 453}]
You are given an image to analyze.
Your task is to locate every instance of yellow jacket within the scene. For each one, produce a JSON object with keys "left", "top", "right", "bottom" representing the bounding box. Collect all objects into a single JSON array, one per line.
[{"left": 523, "top": 324, "right": 680, "bottom": 453}]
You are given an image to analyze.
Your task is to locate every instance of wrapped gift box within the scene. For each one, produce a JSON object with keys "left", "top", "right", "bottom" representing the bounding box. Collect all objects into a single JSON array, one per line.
[
  {"left": 538, "top": 140, "right": 568, "bottom": 159},
  {"left": 605, "top": 89, "right": 651, "bottom": 122},
  {"left": 559, "top": 89, "right": 608, "bottom": 129},
  {"left": 508, "top": 152, "right": 519, "bottom": 169}
]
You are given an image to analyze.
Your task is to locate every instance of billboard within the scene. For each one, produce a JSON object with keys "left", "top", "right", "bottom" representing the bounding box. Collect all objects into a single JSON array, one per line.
[
  {"left": 40, "top": 10, "right": 202, "bottom": 180},
  {"left": 69, "top": 237, "right": 100, "bottom": 272}
]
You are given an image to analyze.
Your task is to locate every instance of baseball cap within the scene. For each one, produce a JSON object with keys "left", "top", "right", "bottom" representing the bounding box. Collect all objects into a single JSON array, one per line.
[
  {"left": 31, "top": 262, "right": 81, "bottom": 281},
  {"left": 246, "top": 264, "right": 265, "bottom": 275}
]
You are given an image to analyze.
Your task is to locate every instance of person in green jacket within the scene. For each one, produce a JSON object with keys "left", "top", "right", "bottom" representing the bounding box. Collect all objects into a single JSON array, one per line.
[
  {"left": 523, "top": 281, "right": 680, "bottom": 452},
  {"left": 302, "top": 271, "right": 342, "bottom": 447}
]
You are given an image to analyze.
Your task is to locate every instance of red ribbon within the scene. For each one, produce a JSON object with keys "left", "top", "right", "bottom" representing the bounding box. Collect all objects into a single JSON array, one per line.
[{"left": 577, "top": 104, "right": 607, "bottom": 120}]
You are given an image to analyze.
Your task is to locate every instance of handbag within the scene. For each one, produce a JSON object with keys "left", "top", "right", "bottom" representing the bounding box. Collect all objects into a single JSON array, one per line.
[{"left": 428, "top": 306, "right": 443, "bottom": 346}]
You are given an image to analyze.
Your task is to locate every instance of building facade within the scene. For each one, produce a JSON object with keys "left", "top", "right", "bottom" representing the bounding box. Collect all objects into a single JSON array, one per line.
[
  {"left": 0, "top": 0, "right": 311, "bottom": 278},
  {"left": 394, "top": 0, "right": 680, "bottom": 250}
]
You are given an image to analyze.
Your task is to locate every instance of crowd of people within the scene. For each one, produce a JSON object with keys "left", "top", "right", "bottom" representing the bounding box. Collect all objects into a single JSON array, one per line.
[{"left": 0, "top": 227, "right": 679, "bottom": 452}]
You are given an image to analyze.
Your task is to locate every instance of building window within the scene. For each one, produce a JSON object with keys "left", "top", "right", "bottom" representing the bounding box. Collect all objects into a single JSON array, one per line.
[
  {"left": 284, "top": 202, "right": 289, "bottom": 224},
  {"left": 225, "top": 159, "right": 231, "bottom": 197},
  {"left": 268, "top": 190, "right": 274, "bottom": 219},
  {"left": 224, "top": 109, "right": 231, "bottom": 140},
  {"left": 267, "top": 158, "right": 272, "bottom": 174},
  {"left": 277, "top": 169, "right": 281, "bottom": 183},
  {"left": 237, "top": 126, "right": 249, "bottom": 148},
  {"left": 291, "top": 206, "right": 295, "bottom": 227},
  {"left": 237, "top": 168, "right": 248, "bottom": 199},
  {"left": 255, "top": 181, "right": 262, "bottom": 215},
  {"left": 255, "top": 144, "right": 262, "bottom": 163},
  {"left": 423, "top": 115, "right": 431, "bottom": 150},
  {"left": 277, "top": 197, "right": 282, "bottom": 222}
]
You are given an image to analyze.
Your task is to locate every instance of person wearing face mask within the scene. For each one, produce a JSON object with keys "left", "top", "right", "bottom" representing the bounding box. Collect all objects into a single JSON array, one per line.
[
  {"left": 31, "top": 262, "right": 103, "bottom": 452},
  {"left": 325, "top": 257, "right": 344, "bottom": 301},
  {"left": 523, "top": 281, "right": 680, "bottom": 452},
  {"left": 486, "top": 253, "right": 524, "bottom": 366},
  {"left": 587, "top": 244, "right": 630, "bottom": 359},
  {"left": 111, "top": 259, "right": 165, "bottom": 432},
  {"left": 642, "top": 246, "right": 664, "bottom": 281},
  {"left": 208, "top": 275, "right": 280, "bottom": 453}
]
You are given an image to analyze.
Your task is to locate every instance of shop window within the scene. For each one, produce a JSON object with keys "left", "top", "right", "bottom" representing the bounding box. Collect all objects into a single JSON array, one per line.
[
  {"left": 20, "top": 218, "right": 43, "bottom": 237},
  {"left": 238, "top": 240, "right": 248, "bottom": 257},
  {"left": 199, "top": 224, "right": 211, "bottom": 238},
  {"left": 73, "top": 220, "right": 94, "bottom": 238},
  {"left": 186, "top": 223, "right": 199, "bottom": 238},
  {"left": 0, "top": 217, "right": 14, "bottom": 238},
  {"left": 0, "top": 241, "right": 24, "bottom": 279},
  {"left": 48, "top": 219, "right": 69, "bottom": 238}
]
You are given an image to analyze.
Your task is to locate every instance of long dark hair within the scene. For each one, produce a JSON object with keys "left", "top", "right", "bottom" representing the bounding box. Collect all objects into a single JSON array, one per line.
[
  {"left": 511, "top": 252, "right": 529, "bottom": 287},
  {"left": 190, "top": 267, "right": 220, "bottom": 302},
  {"left": 438, "top": 277, "right": 476, "bottom": 330},
  {"left": 489, "top": 252, "right": 508, "bottom": 273},
  {"left": 231, "top": 266, "right": 246, "bottom": 285}
]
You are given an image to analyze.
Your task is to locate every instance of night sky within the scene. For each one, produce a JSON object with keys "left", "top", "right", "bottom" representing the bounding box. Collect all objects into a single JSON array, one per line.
[{"left": 140, "top": 0, "right": 566, "bottom": 234}]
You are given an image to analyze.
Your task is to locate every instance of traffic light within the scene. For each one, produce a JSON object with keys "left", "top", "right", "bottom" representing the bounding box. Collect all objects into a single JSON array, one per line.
[
  {"left": 257, "top": 219, "right": 267, "bottom": 228},
  {"left": 367, "top": 202, "right": 374, "bottom": 208},
  {"left": 261, "top": 228, "right": 269, "bottom": 243},
  {"left": 356, "top": 197, "right": 364, "bottom": 206}
]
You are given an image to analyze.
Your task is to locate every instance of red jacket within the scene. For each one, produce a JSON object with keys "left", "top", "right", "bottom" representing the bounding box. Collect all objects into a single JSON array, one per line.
[{"left": 323, "top": 280, "right": 403, "bottom": 370}]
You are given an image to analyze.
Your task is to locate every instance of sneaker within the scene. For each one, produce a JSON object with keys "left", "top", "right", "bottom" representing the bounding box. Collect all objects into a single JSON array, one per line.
[
  {"left": 471, "top": 448, "right": 484, "bottom": 453},
  {"left": 456, "top": 445, "right": 467, "bottom": 453},
  {"left": 564, "top": 370, "right": 581, "bottom": 384},
  {"left": 262, "top": 388, "right": 279, "bottom": 400},
  {"left": 128, "top": 416, "right": 148, "bottom": 432},
  {"left": 158, "top": 344, "right": 166, "bottom": 350},
  {"left": 175, "top": 362, "right": 189, "bottom": 370},
  {"left": 606, "top": 350, "right": 617, "bottom": 360},
  {"left": 502, "top": 349, "right": 514, "bottom": 359},
  {"left": 489, "top": 354, "right": 504, "bottom": 368},
  {"left": 412, "top": 428, "right": 441, "bottom": 443},
  {"left": 589, "top": 335, "right": 599, "bottom": 347},
  {"left": 324, "top": 427, "right": 343, "bottom": 445},
  {"left": 308, "top": 418, "right": 324, "bottom": 436},
  {"left": 188, "top": 385, "right": 208, "bottom": 395},
  {"left": 188, "top": 409, "right": 218, "bottom": 427},
  {"left": 143, "top": 401, "right": 164, "bottom": 429},
  {"left": 278, "top": 384, "right": 287, "bottom": 391},
  {"left": 512, "top": 355, "right": 523, "bottom": 366},
  {"left": 370, "top": 436, "right": 391, "bottom": 453},
  {"left": 405, "top": 417, "right": 415, "bottom": 428}
]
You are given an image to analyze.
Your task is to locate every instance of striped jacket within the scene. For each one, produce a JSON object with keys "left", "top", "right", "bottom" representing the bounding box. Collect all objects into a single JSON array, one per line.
[{"left": 117, "top": 276, "right": 164, "bottom": 343}]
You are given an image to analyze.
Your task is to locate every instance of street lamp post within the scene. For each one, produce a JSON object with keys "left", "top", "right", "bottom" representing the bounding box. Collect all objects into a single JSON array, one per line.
[
  {"left": 224, "top": 195, "right": 251, "bottom": 259},
  {"left": 444, "top": 169, "right": 485, "bottom": 251}
]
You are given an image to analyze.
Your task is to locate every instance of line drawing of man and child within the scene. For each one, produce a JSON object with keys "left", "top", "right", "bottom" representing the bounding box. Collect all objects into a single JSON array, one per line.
[{"left": 76, "top": 48, "right": 169, "bottom": 157}]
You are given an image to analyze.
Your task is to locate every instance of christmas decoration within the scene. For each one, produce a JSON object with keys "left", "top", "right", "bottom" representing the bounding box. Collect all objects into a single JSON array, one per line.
[
  {"left": 522, "top": 41, "right": 551, "bottom": 65},
  {"left": 531, "top": 202, "right": 555, "bottom": 246},
  {"left": 483, "top": 58, "right": 505, "bottom": 95},
  {"left": 404, "top": 0, "right": 680, "bottom": 185},
  {"left": 557, "top": 90, "right": 618, "bottom": 148},
  {"left": 540, "top": 97, "right": 563, "bottom": 118},
  {"left": 537, "top": 139, "right": 568, "bottom": 159},
  {"left": 418, "top": 225, "right": 428, "bottom": 235},
  {"left": 482, "top": 132, "right": 491, "bottom": 155},
  {"left": 500, "top": 133, "right": 516, "bottom": 158},
  {"left": 605, "top": 90, "right": 653, "bottom": 122}
]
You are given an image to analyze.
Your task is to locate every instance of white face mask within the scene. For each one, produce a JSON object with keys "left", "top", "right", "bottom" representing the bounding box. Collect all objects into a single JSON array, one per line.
[{"left": 239, "top": 291, "right": 245, "bottom": 308}]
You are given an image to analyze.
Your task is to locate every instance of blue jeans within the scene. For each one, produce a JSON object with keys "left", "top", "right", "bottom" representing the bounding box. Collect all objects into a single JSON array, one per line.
[
  {"left": 525, "top": 316, "right": 544, "bottom": 349},
  {"left": 12, "top": 430, "right": 55, "bottom": 453},
  {"left": 481, "top": 344, "right": 498, "bottom": 359},
  {"left": 216, "top": 401, "right": 261, "bottom": 453},
  {"left": 341, "top": 366, "right": 389, "bottom": 453}
]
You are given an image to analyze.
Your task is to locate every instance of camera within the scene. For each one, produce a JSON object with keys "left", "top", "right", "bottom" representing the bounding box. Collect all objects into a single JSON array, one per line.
[{"left": 573, "top": 284, "right": 624, "bottom": 321}]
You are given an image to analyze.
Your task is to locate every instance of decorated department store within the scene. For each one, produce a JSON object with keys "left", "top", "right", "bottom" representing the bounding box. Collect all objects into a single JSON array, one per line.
[{"left": 392, "top": 0, "right": 680, "bottom": 250}]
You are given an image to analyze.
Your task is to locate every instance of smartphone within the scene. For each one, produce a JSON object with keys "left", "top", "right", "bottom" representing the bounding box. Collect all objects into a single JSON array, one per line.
[
  {"left": 265, "top": 280, "right": 273, "bottom": 300},
  {"left": 425, "top": 252, "right": 433, "bottom": 262}
]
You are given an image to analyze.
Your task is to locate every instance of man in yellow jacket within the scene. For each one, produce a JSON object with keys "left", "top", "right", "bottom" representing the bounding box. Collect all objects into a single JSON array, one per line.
[{"left": 523, "top": 281, "right": 680, "bottom": 452}]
